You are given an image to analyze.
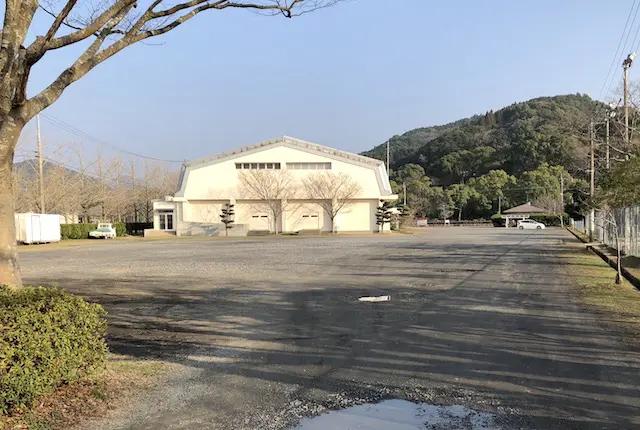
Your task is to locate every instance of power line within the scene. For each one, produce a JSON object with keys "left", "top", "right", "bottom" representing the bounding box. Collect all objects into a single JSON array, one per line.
[
  {"left": 597, "top": 0, "right": 638, "bottom": 103},
  {"left": 632, "top": 10, "right": 640, "bottom": 54},
  {"left": 39, "top": 113, "right": 183, "bottom": 163}
]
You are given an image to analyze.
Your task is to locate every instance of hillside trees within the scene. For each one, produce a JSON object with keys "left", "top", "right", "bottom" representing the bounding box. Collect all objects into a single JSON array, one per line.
[
  {"left": 363, "top": 94, "right": 600, "bottom": 187},
  {"left": 447, "top": 183, "right": 477, "bottom": 221},
  {"left": 467, "top": 170, "right": 517, "bottom": 216}
]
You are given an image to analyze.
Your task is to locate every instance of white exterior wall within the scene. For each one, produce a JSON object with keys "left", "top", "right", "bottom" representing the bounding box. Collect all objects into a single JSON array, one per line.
[
  {"left": 155, "top": 138, "right": 396, "bottom": 235},
  {"left": 153, "top": 200, "right": 177, "bottom": 231},
  {"left": 334, "top": 200, "right": 379, "bottom": 232},
  {"left": 284, "top": 200, "right": 331, "bottom": 232},
  {"left": 181, "top": 145, "right": 383, "bottom": 201},
  {"left": 235, "top": 200, "right": 281, "bottom": 232},
  {"left": 183, "top": 201, "right": 227, "bottom": 223}
]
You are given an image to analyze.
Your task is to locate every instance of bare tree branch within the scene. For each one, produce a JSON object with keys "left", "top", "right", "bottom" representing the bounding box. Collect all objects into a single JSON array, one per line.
[
  {"left": 38, "top": 4, "right": 84, "bottom": 31},
  {"left": 43, "top": 1, "right": 80, "bottom": 46},
  {"left": 29, "top": 0, "right": 137, "bottom": 56},
  {"left": 302, "top": 171, "right": 362, "bottom": 232},
  {"left": 238, "top": 169, "right": 298, "bottom": 233}
]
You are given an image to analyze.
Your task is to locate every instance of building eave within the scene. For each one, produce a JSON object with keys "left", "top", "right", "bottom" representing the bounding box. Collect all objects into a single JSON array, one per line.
[{"left": 174, "top": 136, "right": 393, "bottom": 198}]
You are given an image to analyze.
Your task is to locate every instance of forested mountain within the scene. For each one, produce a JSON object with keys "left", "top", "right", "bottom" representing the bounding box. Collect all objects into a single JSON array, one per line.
[
  {"left": 363, "top": 94, "right": 601, "bottom": 186},
  {"left": 362, "top": 94, "right": 602, "bottom": 220}
]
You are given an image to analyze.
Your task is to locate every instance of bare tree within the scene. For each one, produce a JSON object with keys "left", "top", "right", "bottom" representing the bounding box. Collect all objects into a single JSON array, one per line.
[
  {"left": 136, "top": 160, "right": 177, "bottom": 222},
  {"left": 238, "top": 169, "right": 297, "bottom": 234},
  {"left": 534, "top": 193, "right": 564, "bottom": 226},
  {"left": 0, "top": 0, "right": 340, "bottom": 284},
  {"left": 302, "top": 171, "right": 361, "bottom": 233},
  {"left": 600, "top": 210, "right": 624, "bottom": 284}
]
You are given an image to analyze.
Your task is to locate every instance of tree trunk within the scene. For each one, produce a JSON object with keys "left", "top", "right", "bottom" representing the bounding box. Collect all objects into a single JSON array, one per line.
[
  {"left": 458, "top": 207, "right": 462, "bottom": 222},
  {"left": 0, "top": 120, "right": 23, "bottom": 286}
]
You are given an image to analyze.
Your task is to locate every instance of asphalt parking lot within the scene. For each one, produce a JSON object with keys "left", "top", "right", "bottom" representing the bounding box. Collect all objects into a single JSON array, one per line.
[{"left": 19, "top": 228, "right": 640, "bottom": 429}]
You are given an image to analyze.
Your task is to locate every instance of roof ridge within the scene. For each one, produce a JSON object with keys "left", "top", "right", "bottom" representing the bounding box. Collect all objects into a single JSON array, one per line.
[{"left": 185, "top": 136, "right": 384, "bottom": 167}]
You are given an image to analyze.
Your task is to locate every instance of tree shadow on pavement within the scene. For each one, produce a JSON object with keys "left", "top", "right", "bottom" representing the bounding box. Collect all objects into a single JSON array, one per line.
[{"left": 25, "top": 230, "right": 640, "bottom": 430}]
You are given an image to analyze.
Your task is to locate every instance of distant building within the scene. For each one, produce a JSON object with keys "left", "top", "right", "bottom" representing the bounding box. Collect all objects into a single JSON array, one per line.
[
  {"left": 502, "top": 202, "right": 547, "bottom": 227},
  {"left": 151, "top": 136, "right": 397, "bottom": 236}
]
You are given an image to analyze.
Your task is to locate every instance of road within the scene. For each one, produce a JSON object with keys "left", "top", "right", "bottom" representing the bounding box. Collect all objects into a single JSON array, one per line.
[{"left": 19, "top": 228, "right": 640, "bottom": 429}]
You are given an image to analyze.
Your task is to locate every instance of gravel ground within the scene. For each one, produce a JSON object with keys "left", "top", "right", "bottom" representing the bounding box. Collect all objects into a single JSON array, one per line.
[{"left": 19, "top": 229, "right": 640, "bottom": 429}]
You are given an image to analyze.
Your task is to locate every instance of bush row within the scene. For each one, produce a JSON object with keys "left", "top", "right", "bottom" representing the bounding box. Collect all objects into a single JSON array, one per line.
[
  {"left": 0, "top": 286, "right": 108, "bottom": 414},
  {"left": 60, "top": 222, "right": 126, "bottom": 239},
  {"left": 490, "top": 213, "right": 569, "bottom": 227}
]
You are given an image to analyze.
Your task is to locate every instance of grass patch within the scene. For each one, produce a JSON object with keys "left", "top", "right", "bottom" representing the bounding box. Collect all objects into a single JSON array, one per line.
[
  {"left": 562, "top": 245, "right": 640, "bottom": 343},
  {"left": 1, "top": 356, "right": 170, "bottom": 430}
]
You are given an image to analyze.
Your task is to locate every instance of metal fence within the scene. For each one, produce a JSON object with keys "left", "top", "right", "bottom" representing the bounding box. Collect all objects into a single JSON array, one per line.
[{"left": 582, "top": 205, "right": 640, "bottom": 257}]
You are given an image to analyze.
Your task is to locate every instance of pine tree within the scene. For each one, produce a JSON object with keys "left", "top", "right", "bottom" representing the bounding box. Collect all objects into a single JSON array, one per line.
[
  {"left": 375, "top": 200, "right": 393, "bottom": 232},
  {"left": 220, "top": 203, "right": 235, "bottom": 236},
  {"left": 395, "top": 203, "right": 411, "bottom": 229}
]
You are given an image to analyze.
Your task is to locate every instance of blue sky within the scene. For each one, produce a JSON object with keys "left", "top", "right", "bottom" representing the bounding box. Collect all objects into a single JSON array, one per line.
[{"left": 14, "top": 0, "right": 639, "bottom": 165}]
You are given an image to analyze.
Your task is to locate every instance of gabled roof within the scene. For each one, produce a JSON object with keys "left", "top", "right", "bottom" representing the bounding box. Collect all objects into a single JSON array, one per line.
[
  {"left": 184, "top": 135, "right": 384, "bottom": 168},
  {"left": 174, "top": 136, "right": 393, "bottom": 197},
  {"left": 503, "top": 202, "right": 547, "bottom": 214}
]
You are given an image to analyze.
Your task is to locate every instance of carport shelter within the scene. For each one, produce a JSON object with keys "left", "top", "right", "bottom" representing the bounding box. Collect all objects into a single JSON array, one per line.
[{"left": 502, "top": 202, "right": 547, "bottom": 228}]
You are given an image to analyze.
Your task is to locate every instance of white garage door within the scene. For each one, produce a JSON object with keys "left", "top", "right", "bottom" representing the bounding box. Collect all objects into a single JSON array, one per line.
[
  {"left": 250, "top": 214, "right": 270, "bottom": 231},
  {"left": 299, "top": 213, "right": 319, "bottom": 230}
]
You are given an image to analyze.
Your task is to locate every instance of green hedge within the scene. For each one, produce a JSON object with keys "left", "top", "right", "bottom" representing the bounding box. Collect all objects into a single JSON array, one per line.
[
  {"left": 60, "top": 223, "right": 96, "bottom": 239},
  {"left": 60, "top": 223, "right": 127, "bottom": 239},
  {"left": 0, "top": 286, "right": 108, "bottom": 414},
  {"left": 113, "top": 222, "right": 126, "bottom": 237},
  {"left": 490, "top": 213, "right": 569, "bottom": 227},
  {"left": 528, "top": 214, "right": 570, "bottom": 227}
]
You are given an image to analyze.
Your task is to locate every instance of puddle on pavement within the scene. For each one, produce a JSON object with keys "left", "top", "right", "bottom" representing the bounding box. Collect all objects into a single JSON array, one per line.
[{"left": 292, "top": 399, "right": 498, "bottom": 429}]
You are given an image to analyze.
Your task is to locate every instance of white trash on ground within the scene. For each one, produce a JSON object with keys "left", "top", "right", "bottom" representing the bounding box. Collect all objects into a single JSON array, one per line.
[{"left": 358, "top": 295, "right": 391, "bottom": 302}]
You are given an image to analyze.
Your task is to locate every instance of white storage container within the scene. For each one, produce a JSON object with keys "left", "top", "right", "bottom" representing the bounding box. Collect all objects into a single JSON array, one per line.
[{"left": 15, "top": 213, "right": 62, "bottom": 244}]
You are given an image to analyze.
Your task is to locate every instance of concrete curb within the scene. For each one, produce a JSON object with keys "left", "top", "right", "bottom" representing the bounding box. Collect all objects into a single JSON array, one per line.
[{"left": 566, "top": 228, "right": 640, "bottom": 290}]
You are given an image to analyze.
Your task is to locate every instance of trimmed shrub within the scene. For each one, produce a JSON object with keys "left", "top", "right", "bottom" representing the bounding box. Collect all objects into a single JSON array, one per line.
[
  {"left": 489, "top": 213, "right": 569, "bottom": 227},
  {"left": 528, "top": 214, "right": 569, "bottom": 227},
  {"left": 113, "top": 222, "right": 126, "bottom": 237},
  {"left": 60, "top": 223, "right": 96, "bottom": 240},
  {"left": 60, "top": 223, "right": 127, "bottom": 239},
  {"left": 0, "top": 286, "right": 108, "bottom": 414}
]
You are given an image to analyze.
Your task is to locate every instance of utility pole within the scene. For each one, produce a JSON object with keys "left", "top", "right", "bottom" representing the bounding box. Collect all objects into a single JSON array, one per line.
[
  {"left": 605, "top": 116, "right": 610, "bottom": 169},
  {"left": 403, "top": 181, "right": 407, "bottom": 206},
  {"left": 560, "top": 172, "right": 564, "bottom": 229},
  {"left": 130, "top": 161, "right": 137, "bottom": 223},
  {"left": 386, "top": 140, "right": 390, "bottom": 177},
  {"left": 97, "top": 147, "right": 105, "bottom": 221},
  {"left": 589, "top": 120, "right": 595, "bottom": 241},
  {"left": 623, "top": 53, "right": 635, "bottom": 146},
  {"left": 36, "top": 114, "right": 45, "bottom": 214}
]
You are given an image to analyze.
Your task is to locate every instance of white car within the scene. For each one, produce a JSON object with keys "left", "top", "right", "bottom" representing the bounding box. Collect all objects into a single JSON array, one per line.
[
  {"left": 517, "top": 219, "right": 546, "bottom": 230},
  {"left": 89, "top": 223, "right": 117, "bottom": 239}
]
